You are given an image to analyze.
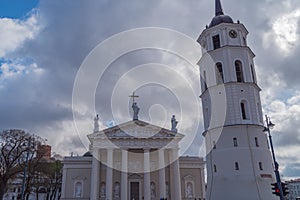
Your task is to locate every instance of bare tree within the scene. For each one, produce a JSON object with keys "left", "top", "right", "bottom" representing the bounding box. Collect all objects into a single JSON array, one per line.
[
  {"left": 0, "top": 129, "right": 45, "bottom": 200},
  {"left": 27, "top": 160, "right": 62, "bottom": 200}
]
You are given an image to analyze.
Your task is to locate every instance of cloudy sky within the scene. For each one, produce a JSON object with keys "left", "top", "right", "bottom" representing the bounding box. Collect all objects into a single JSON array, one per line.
[{"left": 0, "top": 0, "right": 300, "bottom": 180}]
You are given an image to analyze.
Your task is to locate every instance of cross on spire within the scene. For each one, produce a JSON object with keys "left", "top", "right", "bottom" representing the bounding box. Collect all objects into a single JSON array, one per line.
[
  {"left": 215, "top": 0, "right": 224, "bottom": 16},
  {"left": 129, "top": 91, "right": 139, "bottom": 103}
]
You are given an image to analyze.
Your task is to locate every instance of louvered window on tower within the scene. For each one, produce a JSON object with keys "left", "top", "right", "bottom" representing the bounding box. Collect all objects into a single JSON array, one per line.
[
  {"left": 212, "top": 35, "right": 221, "bottom": 49},
  {"left": 240, "top": 101, "right": 250, "bottom": 120},
  {"left": 216, "top": 63, "right": 224, "bottom": 84},
  {"left": 235, "top": 61, "right": 244, "bottom": 82}
]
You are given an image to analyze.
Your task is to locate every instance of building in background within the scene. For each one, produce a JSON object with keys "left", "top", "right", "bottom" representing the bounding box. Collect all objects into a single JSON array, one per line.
[{"left": 287, "top": 179, "right": 300, "bottom": 200}]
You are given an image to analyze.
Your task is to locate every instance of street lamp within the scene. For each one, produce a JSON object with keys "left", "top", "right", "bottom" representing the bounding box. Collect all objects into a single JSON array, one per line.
[{"left": 263, "top": 115, "right": 284, "bottom": 200}]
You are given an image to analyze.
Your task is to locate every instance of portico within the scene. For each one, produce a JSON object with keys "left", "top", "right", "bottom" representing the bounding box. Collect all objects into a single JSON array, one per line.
[{"left": 88, "top": 119, "right": 183, "bottom": 200}]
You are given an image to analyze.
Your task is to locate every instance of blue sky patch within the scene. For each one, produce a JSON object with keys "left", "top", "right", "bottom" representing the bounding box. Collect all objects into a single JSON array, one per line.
[{"left": 0, "top": 0, "right": 39, "bottom": 18}]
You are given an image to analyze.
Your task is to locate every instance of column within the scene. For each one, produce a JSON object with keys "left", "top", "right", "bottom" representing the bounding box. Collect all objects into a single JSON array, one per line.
[
  {"left": 172, "top": 148, "right": 181, "bottom": 200},
  {"left": 121, "top": 149, "right": 128, "bottom": 200},
  {"left": 200, "top": 166, "right": 206, "bottom": 199},
  {"left": 90, "top": 148, "right": 100, "bottom": 200},
  {"left": 61, "top": 167, "right": 67, "bottom": 198},
  {"left": 106, "top": 148, "right": 113, "bottom": 200},
  {"left": 158, "top": 149, "right": 166, "bottom": 199},
  {"left": 144, "top": 149, "right": 151, "bottom": 200}
]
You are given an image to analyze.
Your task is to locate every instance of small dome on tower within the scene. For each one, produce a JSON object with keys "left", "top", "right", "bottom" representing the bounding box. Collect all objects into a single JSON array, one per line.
[
  {"left": 209, "top": 15, "right": 234, "bottom": 28},
  {"left": 209, "top": 0, "right": 234, "bottom": 28}
]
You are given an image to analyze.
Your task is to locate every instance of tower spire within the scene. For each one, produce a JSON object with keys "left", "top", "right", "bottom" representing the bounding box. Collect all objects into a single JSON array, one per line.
[{"left": 215, "top": 0, "right": 224, "bottom": 16}]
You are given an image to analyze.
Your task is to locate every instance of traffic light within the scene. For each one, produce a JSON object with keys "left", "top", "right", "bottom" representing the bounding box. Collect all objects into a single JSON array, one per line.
[
  {"left": 271, "top": 182, "right": 280, "bottom": 196},
  {"left": 281, "top": 182, "right": 289, "bottom": 196}
]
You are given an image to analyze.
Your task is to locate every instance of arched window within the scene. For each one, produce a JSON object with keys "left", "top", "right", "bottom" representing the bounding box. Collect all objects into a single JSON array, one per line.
[
  {"left": 233, "top": 137, "right": 238, "bottom": 147},
  {"left": 259, "top": 162, "right": 263, "bottom": 170},
  {"left": 235, "top": 60, "right": 244, "bottom": 82},
  {"left": 240, "top": 100, "right": 250, "bottom": 120},
  {"left": 257, "top": 102, "right": 263, "bottom": 123},
  {"left": 255, "top": 137, "right": 259, "bottom": 147},
  {"left": 241, "top": 102, "right": 247, "bottom": 119},
  {"left": 203, "top": 70, "right": 208, "bottom": 90},
  {"left": 216, "top": 63, "right": 224, "bottom": 84},
  {"left": 235, "top": 162, "right": 239, "bottom": 170},
  {"left": 74, "top": 181, "right": 82, "bottom": 198},
  {"left": 251, "top": 64, "right": 256, "bottom": 83},
  {"left": 212, "top": 35, "right": 221, "bottom": 49}
]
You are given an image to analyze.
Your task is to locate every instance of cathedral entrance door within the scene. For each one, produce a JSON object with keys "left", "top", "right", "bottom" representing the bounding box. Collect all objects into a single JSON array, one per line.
[{"left": 130, "top": 182, "right": 140, "bottom": 200}]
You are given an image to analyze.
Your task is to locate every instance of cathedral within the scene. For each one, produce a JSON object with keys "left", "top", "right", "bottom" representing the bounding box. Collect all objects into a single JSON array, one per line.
[
  {"left": 61, "top": 110, "right": 205, "bottom": 200},
  {"left": 61, "top": 0, "right": 276, "bottom": 199}
]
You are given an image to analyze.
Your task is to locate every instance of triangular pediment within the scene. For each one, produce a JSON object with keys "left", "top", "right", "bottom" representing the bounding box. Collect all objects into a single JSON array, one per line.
[{"left": 88, "top": 120, "right": 184, "bottom": 141}]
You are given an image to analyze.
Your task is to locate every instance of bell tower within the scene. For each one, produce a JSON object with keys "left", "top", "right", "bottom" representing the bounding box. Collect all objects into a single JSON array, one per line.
[{"left": 198, "top": 0, "right": 276, "bottom": 199}]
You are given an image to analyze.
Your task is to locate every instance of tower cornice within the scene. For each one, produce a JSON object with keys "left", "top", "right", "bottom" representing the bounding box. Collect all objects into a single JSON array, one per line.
[
  {"left": 199, "top": 82, "right": 262, "bottom": 99},
  {"left": 199, "top": 45, "right": 256, "bottom": 59},
  {"left": 202, "top": 124, "right": 266, "bottom": 137}
]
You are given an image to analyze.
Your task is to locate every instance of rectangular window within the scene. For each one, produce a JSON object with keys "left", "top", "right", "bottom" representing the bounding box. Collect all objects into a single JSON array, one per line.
[
  {"left": 235, "top": 162, "right": 239, "bottom": 170},
  {"left": 212, "top": 35, "right": 221, "bottom": 49},
  {"left": 255, "top": 137, "right": 259, "bottom": 147},
  {"left": 233, "top": 138, "right": 238, "bottom": 147},
  {"left": 259, "top": 162, "right": 263, "bottom": 170}
]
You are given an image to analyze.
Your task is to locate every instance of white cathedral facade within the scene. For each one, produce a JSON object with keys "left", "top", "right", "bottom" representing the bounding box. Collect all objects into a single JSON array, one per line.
[
  {"left": 61, "top": 116, "right": 206, "bottom": 200},
  {"left": 61, "top": 0, "right": 277, "bottom": 200}
]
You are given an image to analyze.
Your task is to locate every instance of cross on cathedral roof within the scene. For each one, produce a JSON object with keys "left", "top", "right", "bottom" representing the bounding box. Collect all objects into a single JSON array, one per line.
[
  {"left": 129, "top": 92, "right": 140, "bottom": 120},
  {"left": 129, "top": 91, "right": 139, "bottom": 103}
]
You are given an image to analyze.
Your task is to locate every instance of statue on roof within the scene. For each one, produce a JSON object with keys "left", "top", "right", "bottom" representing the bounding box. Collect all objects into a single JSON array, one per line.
[
  {"left": 129, "top": 92, "right": 140, "bottom": 120},
  {"left": 171, "top": 115, "right": 178, "bottom": 133},
  {"left": 94, "top": 114, "right": 100, "bottom": 132},
  {"left": 132, "top": 102, "right": 140, "bottom": 120}
]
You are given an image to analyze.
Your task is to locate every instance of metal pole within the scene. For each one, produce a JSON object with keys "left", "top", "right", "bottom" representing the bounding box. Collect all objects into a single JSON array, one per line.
[{"left": 265, "top": 115, "right": 284, "bottom": 200}]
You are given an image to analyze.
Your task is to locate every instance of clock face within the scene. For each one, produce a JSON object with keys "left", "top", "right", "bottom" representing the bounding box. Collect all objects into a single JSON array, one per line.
[{"left": 229, "top": 30, "right": 238, "bottom": 38}]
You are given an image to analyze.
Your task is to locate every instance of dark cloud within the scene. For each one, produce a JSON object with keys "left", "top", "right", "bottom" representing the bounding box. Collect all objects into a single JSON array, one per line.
[{"left": 1, "top": 0, "right": 300, "bottom": 178}]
